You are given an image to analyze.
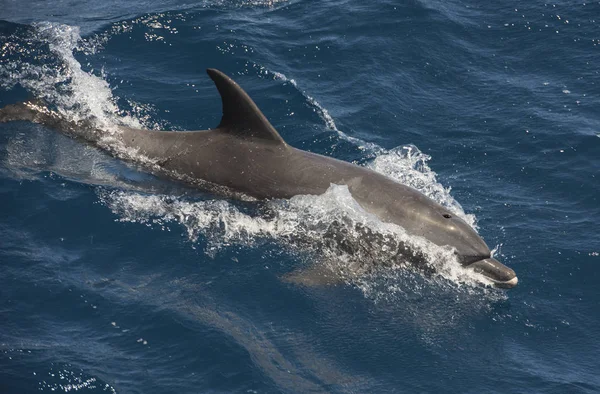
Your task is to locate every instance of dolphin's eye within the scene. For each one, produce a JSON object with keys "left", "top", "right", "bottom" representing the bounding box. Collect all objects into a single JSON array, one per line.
[{"left": 443, "top": 214, "right": 452, "bottom": 219}]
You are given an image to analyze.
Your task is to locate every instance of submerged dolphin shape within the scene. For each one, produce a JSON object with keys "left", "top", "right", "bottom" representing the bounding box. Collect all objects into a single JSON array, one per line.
[{"left": 0, "top": 68, "right": 517, "bottom": 288}]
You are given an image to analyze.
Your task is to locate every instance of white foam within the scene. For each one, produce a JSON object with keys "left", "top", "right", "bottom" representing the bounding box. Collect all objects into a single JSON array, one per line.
[
  {"left": 98, "top": 185, "right": 492, "bottom": 290},
  {"left": 368, "top": 145, "right": 477, "bottom": 228},
  {"left": 0, "top": 22, "right": 160, "bottom": 135}
]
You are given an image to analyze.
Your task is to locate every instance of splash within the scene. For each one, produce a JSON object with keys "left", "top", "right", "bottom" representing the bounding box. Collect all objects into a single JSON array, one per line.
[
  {"left": 98, "top": 185, "right": 493, "bottom": 290},
  {"left": 0, "top": 22, "right": 162, "bottom": 133},
  {"left": 0, "top": 22, "right": 176, "bottom": 183},
  {"left": 368, "top": 145, "right": 477, "bottom": 227}
]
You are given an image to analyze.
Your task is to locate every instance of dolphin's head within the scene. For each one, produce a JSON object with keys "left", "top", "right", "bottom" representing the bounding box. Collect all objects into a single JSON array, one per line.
[
  {"left": 381, "top": 186, "right": 518, "bottom": 288},
  {"left": 418, "top": 207, "right": 518, "bottom": 288}
]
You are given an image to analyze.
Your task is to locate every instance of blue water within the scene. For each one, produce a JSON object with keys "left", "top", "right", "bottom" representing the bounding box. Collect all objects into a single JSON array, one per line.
[{"left": 1, "top": 1, "right": 599, "bottom": 393}]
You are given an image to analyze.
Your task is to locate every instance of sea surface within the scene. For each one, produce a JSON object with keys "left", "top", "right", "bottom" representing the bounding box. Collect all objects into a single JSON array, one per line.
[{"left": 1, "top": 1, "right": 599, "bottom": 393}]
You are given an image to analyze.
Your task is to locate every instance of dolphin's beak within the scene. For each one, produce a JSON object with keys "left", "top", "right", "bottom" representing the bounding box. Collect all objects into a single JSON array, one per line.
[{"left": 467, "top": 257, "right": 518, "bottom": 288}]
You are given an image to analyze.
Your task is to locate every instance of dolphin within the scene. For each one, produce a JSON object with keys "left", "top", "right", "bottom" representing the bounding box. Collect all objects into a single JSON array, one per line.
[{"left": 0, "top": 68, "right": 517, "bottom": 288}]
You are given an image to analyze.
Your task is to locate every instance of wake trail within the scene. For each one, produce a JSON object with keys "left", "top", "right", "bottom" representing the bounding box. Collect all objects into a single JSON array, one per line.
[{"left": 269, "top": 70, "right": 385, "bottom": 155}]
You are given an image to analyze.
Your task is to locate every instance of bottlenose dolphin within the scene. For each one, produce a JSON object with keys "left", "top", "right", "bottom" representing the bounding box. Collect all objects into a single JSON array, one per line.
[{"left": 0, "top": 68, "right": 517, "bottom": 288}]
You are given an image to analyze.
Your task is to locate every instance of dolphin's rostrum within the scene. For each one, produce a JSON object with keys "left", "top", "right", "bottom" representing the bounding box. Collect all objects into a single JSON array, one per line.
[{"left": 0, "top": 68, "right": 517, "bottom": 288}]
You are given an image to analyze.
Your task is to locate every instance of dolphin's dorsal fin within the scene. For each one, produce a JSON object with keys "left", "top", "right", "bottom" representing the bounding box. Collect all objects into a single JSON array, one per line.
[{"left": 207, "top": 68, "right": 286, "bottom": 145}]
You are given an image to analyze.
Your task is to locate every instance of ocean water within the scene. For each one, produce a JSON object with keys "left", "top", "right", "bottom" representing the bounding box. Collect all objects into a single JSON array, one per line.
[{"left": 1, "top": 0, "right": 599, "bottom": 392}]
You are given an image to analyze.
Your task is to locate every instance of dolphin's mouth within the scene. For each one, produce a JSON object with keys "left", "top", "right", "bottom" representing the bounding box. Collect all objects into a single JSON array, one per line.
[{"left": 466, "top": 257, "right": 518, "bottom": 288}]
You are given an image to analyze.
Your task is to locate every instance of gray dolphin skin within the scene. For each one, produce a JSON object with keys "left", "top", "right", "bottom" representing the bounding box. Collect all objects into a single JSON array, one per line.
[{"left": 0, "top": 68, "right": 517, "bottom": 288}]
